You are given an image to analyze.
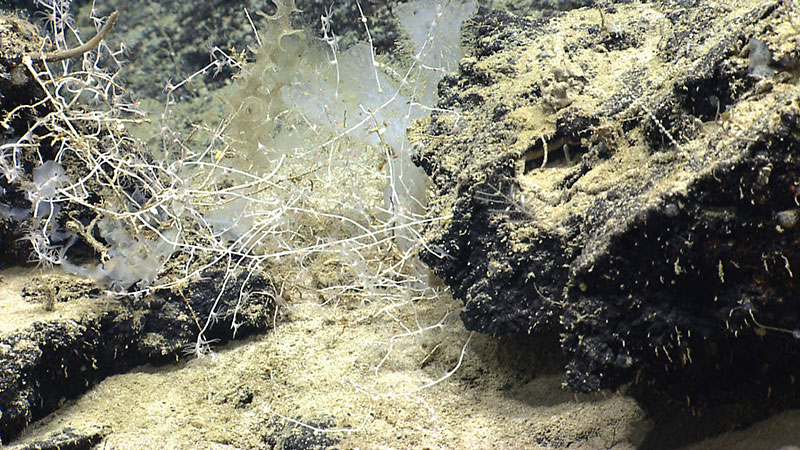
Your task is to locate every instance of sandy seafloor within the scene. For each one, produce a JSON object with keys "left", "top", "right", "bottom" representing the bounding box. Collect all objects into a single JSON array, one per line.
[
  {"left": 3, "top": 265, "right": 800, "bottom": 449},
  {"left": 3, "top": 0, "right": 800, "bottom": 448}
]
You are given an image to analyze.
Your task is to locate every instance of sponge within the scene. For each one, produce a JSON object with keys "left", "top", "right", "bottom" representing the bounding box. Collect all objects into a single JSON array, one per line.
[
  {"left": 395, "top": 0, "right": 477, "bottom": 104},
  {"left": 63, "top": 219, "right": 177, "bottom": 291},
  {"left": 278, "top": 0, "right": 475, "bottom": 251}
]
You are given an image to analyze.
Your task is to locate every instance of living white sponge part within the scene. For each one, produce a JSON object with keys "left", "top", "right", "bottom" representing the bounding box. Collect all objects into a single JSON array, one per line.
[
  {"left": 31, "top": 160, "right": 66, "bottom": 199},
  {"left": 395, "top": 0, "right": 477, "bottom": 74},
  {"left": 63, "top": 219, "right": 177, "bottom": 291},
  {"left": 280, "top": 0, "right": 476, "bottom": 251},
  {"left": 395, "top": 0, "right": 477, "bottom": 105}
]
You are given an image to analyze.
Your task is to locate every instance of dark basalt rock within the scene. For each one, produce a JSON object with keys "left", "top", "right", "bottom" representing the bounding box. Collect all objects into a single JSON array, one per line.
[
  {"left": 414, "top": 0, "right": 800, "bottom": 436},
  {"left": 0, "top": 268, "right": 274, "bottom": 444},
  {"left": 4, "top": 426, "right": 108, "bottom": 450}
]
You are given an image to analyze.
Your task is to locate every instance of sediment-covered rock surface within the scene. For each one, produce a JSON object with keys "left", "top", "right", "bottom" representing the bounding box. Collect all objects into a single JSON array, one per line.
[{"left": 416, "top": 0, "right": 800, "bottom": 421}]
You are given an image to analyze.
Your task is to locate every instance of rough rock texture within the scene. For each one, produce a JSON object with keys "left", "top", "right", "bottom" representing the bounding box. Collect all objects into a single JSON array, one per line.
[
  {"left": 5, "top": 426, "right": 108, "bottom": 450},
  {"left": 415, "top": 0, "right": 800, "bottom": 430},
  {"left": 0, "top": 268, "right": 274, "bottom": 444},
  {"left": 80, "top": 0, "right": 422, "bottom": 101},
  {"left": 0, "top": 12, "right": 49, "bottom": 264}
]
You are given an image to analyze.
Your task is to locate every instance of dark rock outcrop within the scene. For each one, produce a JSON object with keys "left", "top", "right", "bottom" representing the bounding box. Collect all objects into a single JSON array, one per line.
[
  {"left": 415, "top": 0, "right": 800, "bottom": 430},
  {"left": 0, "top": 268, "right": 274, "bottom": 444}
]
